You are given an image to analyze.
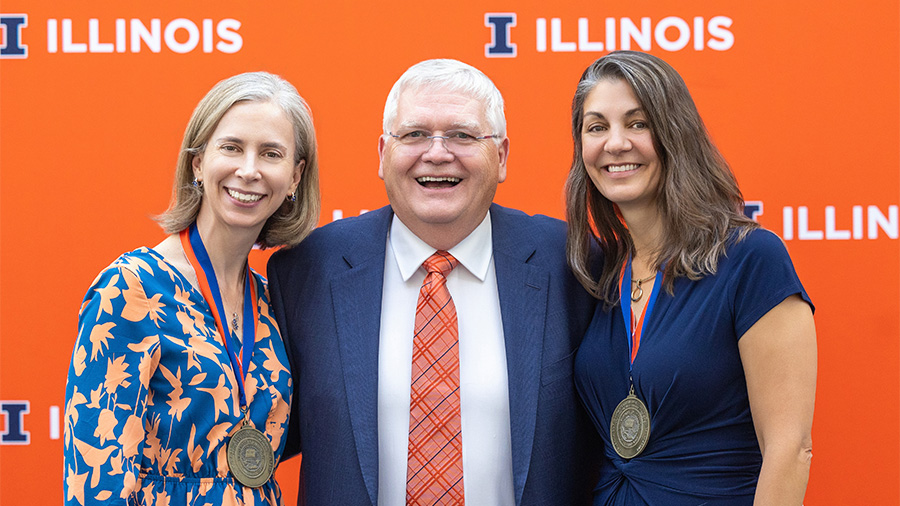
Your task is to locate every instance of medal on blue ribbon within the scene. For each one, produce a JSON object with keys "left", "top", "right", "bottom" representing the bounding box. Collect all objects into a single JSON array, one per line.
[
  {"left": 180, "top": 224, "right": 274, "bottom": 487},
  {"left": 610, "top": 260, "right": 661, "bottom": 459}
]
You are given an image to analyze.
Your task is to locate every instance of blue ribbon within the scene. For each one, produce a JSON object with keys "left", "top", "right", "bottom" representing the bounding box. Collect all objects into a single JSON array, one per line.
[
  {"left": 620, "top": 260, "right": 663, "bottom": 373},
  {"left": 188, "top": 223, "right": 255, "bottom": 408}
]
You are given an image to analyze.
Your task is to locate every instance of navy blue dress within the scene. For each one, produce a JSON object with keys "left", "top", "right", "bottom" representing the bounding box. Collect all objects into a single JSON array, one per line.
[{"left": 574, "top": 229, "right": 813, "bottom": 505}]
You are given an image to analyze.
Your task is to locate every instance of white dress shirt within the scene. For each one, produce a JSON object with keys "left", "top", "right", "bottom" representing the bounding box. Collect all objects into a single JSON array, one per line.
[{"left": 377, "top": 212, "right": 515, "bottom": 506}]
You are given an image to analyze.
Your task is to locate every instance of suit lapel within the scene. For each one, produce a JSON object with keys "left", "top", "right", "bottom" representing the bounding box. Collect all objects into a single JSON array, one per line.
[
  {"left": 330, "top": 205, "right": 550, "bottom": 505},
  {"left": 330, "top": 206, "right": 393, "bottom": 506},
  {"left": 491, "top": 205, "right": 549, "bottom": 506}
]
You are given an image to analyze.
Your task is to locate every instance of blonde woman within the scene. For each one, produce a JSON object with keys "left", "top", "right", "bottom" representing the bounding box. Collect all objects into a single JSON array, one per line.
[{"left": 64, "top": 71, "right": 319, "bottom": 505}]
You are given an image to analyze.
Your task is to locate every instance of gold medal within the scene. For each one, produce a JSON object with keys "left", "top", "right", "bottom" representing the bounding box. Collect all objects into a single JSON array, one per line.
[
  {"left": 227, "top": 419, "right": 275, "bottom": 488},
  {"left": 610, "top": 386, "right": 650, "bottom": 459}
]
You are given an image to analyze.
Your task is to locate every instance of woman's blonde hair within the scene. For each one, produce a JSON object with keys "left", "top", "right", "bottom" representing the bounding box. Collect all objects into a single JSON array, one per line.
[{"left": 156, "top": 71, "right": 320, "bottom": 248}]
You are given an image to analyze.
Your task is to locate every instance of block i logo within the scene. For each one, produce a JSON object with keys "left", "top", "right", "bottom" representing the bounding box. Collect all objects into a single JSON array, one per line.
[
  {"left": 1, "top": 401, "right": 30, "bottom": 444},
  {"left": 1, "top": 14, "right": 28, "bottom": 58},
  {"left": 485, "top": 13, "right": 516, "bottom": 58}
]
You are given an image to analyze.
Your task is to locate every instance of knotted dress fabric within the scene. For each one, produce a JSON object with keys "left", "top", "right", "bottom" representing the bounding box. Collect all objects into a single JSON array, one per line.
[{"left": 407, "top": 251, "right": 464, "bottom": 505}]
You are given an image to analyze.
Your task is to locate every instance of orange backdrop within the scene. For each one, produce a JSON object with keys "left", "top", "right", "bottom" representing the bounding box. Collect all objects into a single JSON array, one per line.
[{"left": 1, "top": 1, "right": 898, "bottom": 504}]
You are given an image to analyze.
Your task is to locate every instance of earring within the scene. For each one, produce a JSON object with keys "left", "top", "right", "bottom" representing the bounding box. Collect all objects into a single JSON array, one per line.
[
  {"left": 192, "top": 178, "right": 203, "bottom": 190},
  {"left": 287, "top": 190, "right": 297, "bottom": 202}
]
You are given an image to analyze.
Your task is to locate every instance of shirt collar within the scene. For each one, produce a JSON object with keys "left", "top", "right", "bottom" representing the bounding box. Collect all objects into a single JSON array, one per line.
[{"left": 389, "top": 212, "right": 493, "bottom": 282}]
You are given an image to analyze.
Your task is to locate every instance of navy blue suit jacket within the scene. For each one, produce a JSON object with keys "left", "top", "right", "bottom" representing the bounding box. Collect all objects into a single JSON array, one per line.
[{"left": 268, "top": 204, "right": 601, "bottom": 506}]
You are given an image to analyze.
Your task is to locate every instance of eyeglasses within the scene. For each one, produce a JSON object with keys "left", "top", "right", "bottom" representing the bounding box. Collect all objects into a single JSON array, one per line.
[{"left": 387, "top": 130, "right": 499, "bottom": 156}]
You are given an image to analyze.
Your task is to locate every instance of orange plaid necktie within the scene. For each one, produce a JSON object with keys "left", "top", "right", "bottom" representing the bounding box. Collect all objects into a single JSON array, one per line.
[{"left": 407, "top": 251, "right": 464, "bottom": 505}]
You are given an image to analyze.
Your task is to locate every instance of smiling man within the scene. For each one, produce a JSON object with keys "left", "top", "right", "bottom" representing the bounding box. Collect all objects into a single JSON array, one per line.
[{"left": 268, "top": 59, "right": 601, "bottom": 506}]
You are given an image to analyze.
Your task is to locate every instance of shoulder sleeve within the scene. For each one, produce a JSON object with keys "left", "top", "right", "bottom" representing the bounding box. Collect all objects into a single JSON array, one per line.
[
  {"left": 728, "top": 229, "right": 814, "bottom": 339},
  {"left": 64, "top": 255, "right": 163, "bottom": 504}
]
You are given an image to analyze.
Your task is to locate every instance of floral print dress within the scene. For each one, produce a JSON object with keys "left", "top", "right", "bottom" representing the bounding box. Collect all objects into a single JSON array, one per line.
[{"left": 64, "top": 247, "right": 292, "bottom": 506}]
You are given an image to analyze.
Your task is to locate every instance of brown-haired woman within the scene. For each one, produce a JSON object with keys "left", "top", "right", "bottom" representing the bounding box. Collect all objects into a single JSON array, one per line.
[{"left": 567, "top": 51, "right": 816, "bottom": 505}]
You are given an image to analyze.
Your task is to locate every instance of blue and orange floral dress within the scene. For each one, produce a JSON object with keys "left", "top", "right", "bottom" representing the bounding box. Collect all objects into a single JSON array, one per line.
[{"left": 64, "top": 247, "right": 292, "bottom": 506}]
